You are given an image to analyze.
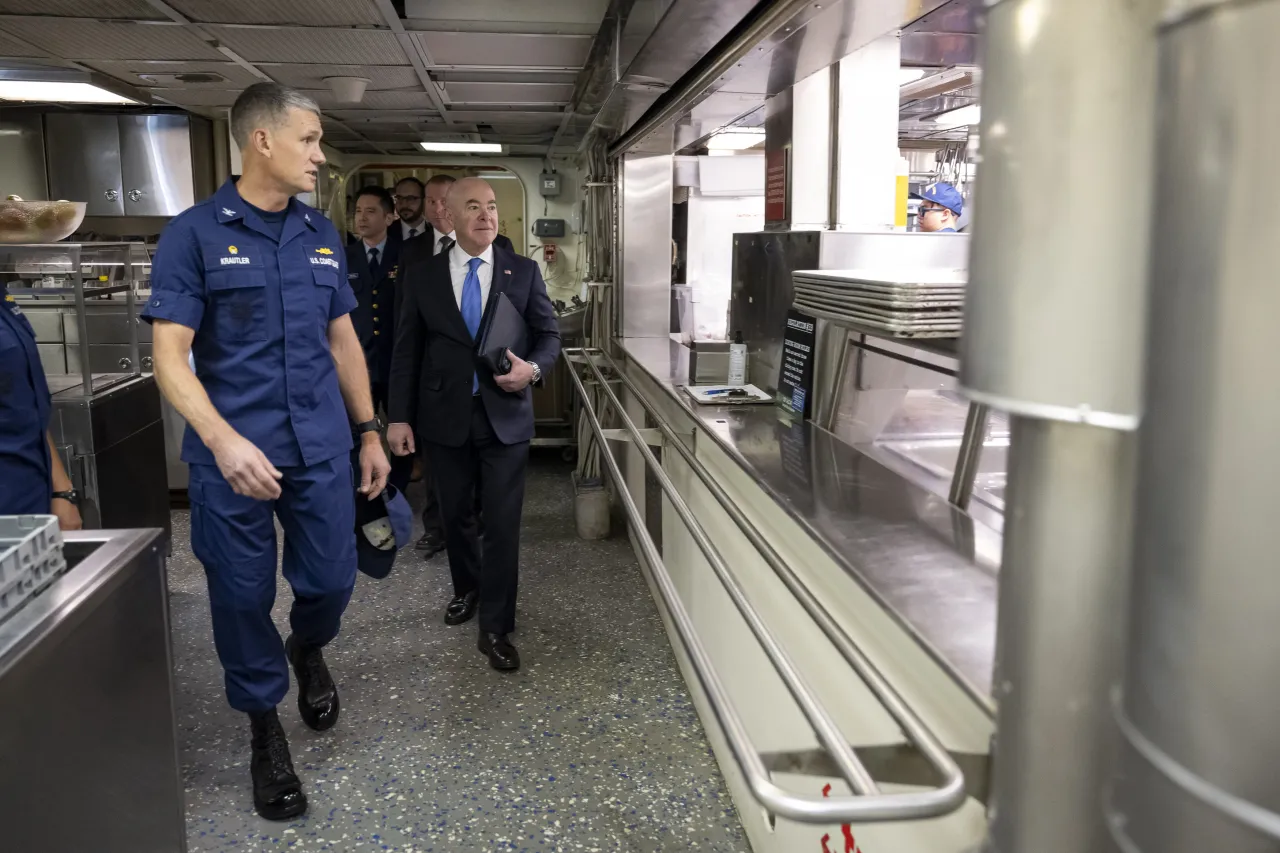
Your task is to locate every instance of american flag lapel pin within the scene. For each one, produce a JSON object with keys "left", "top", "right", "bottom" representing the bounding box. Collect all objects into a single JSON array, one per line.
[{"left": 504, "top": 269, "right": 512, "bottom": 275}]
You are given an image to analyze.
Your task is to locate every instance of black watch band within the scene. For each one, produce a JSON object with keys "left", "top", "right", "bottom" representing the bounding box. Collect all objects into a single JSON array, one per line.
[
  {"left": 52, "top": 489, "right": 79, "bottom": 505},
  {"left": 355, "top": 418, "right": 383, "bottom": 435}
]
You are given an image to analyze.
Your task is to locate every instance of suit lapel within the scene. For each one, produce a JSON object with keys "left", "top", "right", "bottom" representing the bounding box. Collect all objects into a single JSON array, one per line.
[
  {"left": 480, "top": 243, "right": 513, "bottom": 329},
  {"left": 424, "top": 249, "right": 472, "bottom": 345}
]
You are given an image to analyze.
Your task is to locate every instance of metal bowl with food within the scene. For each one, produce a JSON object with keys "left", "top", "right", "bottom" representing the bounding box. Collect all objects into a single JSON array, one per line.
[{"left": 0, "top": 197, "right": 87, "bottom": 243}]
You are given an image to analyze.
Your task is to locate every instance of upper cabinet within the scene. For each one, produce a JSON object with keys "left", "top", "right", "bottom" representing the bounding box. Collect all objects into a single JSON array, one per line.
[{"left": 45, "top": 114, "right": 197, "bottom": 217}]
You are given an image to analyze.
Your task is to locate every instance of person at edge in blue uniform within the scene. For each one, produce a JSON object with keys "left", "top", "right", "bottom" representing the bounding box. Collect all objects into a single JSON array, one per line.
[
  {"left": 344, "top": 186, "right": 414, "bottom": 495},
  {"left": 143, "top": 82, "right": 391, "bottom": 822},
  {"left": 0, "top": 291, "right": 83, "bottom": 530},
  {"left": 912, "top": 181, "right": 964, "bottom": 233}
]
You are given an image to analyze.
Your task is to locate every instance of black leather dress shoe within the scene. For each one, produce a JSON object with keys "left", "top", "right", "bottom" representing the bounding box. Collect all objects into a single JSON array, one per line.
[
  {"left": 444, "top": 591, "right": 478, "bottom": 626},
  {"left": 285, "top": 635, "right": 340, "bottom": 732},
  {"left": 249, "top": 708, "right": 307, "bottom": 821},
  {"left": 416, "top": 532, "right": 446, "bottom": 558},
  {"left": 478, "top": 631, "right": 520, "bottom": 671}
]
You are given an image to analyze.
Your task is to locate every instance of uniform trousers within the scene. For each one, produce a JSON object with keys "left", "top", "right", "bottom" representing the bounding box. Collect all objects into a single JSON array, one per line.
[{"left": 189, "top": 455, "right": 356, "bottom": 712}]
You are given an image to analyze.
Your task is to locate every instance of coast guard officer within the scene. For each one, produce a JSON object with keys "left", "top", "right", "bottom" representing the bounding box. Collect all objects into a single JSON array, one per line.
[
  {"left": 345, "top": 186, "right": 412, "bottom": 493},
  {"left": 145, "top": 82, "right": 390, "bottom": 822},
  {"left": 0, "top": 289, "right": 82, "bottom": 528}
]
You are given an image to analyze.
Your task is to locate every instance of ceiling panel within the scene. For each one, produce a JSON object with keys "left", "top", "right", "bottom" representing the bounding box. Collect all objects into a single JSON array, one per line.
[
  {"left": 85, "top": 59, "right": 262, "bottom": 88},
  {"left": 404, "top": 0, "right": 609, "bottom": 27},
  {"left": 207, "top": 25, "right": 405, "bottom": 65},
  {"left": 415, "top": 32, "right": 592, "bottom": 69},
  {"left": 305, "top": 89, "right": 438, "bottom": 112},
  {"left": 327, "top": 110, "right": 443, "bottom": 123},
  {"left": 167, "top": 0, "right": 383, "bottom": 27},
  {"left": 0, "top": 0, "right": 163, "bottom": 18},
  {"left": 439, "top": 81, "right": 573, "bottom": 104},
  {"left": 145, "top": 87, "right": 239, "bottom": 107},
  {"left": 0, "top": 26, "right": 42, "bottom": 55},
  {"left": 261, "top": 64, "right": 421, "bottom": 91},
  {"left": 0, "top": 18, "right": 224, "bottom": 60},
  {"left": 433, "top": 69, "right": 578, "bottom": 85}
]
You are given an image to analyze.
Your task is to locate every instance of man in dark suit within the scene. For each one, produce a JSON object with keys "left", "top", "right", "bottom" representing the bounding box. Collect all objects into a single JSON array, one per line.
[
  {"left": 345, "top": 186, "right": 412, "bottom": 493},
  {"left": 388, "top": 177, "right": 560, "bottom": 671},
  {"left": 395, "top": 174, "right": 515, "bottom": 556}
]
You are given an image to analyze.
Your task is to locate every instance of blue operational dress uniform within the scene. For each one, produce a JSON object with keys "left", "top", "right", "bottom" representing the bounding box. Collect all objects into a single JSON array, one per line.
[
  {"left": 143, "top": 178, "right": 359, "bottom": 713},
  {"left": 0, "top": 289, "right": 52, "bottom": 515}
]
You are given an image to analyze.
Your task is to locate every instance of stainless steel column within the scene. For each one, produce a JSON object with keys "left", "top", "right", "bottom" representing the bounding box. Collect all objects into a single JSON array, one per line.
[
  {"left": 1108, "top": 2, "right": 1280, "bottom": 850},
  {"left": 960, "top": 0, "right": 1160, "bottom": 850}
]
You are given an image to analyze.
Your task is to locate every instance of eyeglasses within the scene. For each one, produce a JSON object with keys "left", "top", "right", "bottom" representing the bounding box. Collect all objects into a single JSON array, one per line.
[
  {"left": 919, "top": 204, "right": 946, "bottom": 215},
  {"left": 392, "top": 194, "right": 422, "bottom": 203}
]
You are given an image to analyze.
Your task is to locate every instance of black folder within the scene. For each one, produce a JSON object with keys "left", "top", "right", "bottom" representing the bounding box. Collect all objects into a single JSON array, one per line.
[{"left": 474, "top": 291, "right": 528, "bottom": 376}]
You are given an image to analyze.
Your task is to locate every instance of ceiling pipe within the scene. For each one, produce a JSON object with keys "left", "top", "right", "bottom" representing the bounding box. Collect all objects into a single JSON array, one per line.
[{"left": 607, "top": 0, "right": 813, "bottom": 158}]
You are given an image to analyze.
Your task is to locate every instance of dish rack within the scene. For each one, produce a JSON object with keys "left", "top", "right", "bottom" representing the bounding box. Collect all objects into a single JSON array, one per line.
[{"left": 0, "top": 515, "right": 67, "bottom": 624}]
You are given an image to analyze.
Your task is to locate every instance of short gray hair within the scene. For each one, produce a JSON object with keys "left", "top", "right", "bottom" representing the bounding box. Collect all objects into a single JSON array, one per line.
[{"left": 230, "top": 82, "right": 320, "bottom": 149}]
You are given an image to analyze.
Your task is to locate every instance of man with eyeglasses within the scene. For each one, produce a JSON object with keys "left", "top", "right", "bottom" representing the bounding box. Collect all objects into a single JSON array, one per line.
[
  {"left": 392, "top": 177, "right": 429, "bottom": 245},
  {"left": 912, "top": 182, "right": 964, "bottom": 233}
]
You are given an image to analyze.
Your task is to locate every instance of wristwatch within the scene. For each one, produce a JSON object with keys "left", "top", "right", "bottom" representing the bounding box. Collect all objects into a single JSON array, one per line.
[
  {"left": 52, "top": 489, "right": 79, "bottom": 505},
  {"left": 529, "top": 362, "right": 542, "bottom": 384},
  {"left": 355, "top": 417, "right": 384, "bottom": 436}
]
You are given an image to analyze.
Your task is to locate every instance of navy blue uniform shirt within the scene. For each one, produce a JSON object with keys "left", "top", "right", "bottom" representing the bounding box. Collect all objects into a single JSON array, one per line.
[
  {"left": 143, "top": 178, "right": 358, "bottom": 468},
  {"left": 0, "top": 288, "right": 52, "bottom": 514}
]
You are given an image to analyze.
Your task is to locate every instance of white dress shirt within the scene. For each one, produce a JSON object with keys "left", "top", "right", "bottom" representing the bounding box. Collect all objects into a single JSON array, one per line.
[
  {"left": 431, "top": 227, "right": 457, "bottom": 255},
  {"left": 449, "top": 242, "right": 493, "bottom": 314},
  {"left": 362, "top": 236, "right": 387, "bottom": 268},
  {"left": 399, "top": 219, "right": 426, "bottom": 242}
]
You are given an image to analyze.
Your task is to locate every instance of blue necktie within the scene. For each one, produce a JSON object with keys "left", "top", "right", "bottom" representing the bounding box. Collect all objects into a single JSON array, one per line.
[{"left": 461, "top": 257, "right": 483, "bottom": 394}]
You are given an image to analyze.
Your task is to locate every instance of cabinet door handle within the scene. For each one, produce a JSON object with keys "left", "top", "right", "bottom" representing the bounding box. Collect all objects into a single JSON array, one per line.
[
  {"left": 105, "top": 189, "right": 119, "bottom": 201},
  {"left": 141, "top": 355, "right": 153, "bottom": 371},
  {"left": 118, "top": 357, "right": 132, "bottom": 370},
  {"left": 128, "top": 189, "right": 143, "bottom": 202}
]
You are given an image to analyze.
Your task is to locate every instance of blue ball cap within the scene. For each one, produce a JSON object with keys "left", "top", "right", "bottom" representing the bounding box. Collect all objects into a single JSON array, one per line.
[
  {"left": 913, "top": 182, "right": 964, "bottom": 216},
  {"left": 354, "top": 482, "right": 413, "bottom": 580}
]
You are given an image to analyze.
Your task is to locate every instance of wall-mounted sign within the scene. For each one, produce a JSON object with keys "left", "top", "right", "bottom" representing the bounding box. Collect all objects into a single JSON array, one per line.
[{"left": 765, "top": 146, "right": 788, "bottom": 222}]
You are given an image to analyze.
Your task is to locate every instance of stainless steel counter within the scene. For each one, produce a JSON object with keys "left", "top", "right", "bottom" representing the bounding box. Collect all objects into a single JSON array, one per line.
[
  {"left": 0, "top": 526, "right": 184, "bottom": 852},
  {"left": 618, "top": 336, "right": 1001, "bottom": 705}
]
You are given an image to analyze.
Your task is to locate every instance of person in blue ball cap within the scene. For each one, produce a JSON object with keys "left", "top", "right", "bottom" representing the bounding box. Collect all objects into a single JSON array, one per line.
[{"left": 913, "top": 182, "right": 964, "bottom": 233}]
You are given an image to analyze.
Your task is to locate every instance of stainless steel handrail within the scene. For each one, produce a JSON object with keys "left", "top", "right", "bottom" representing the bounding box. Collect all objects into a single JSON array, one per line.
[{"left": 565, "top": 347, "right": 969, "bottom": 823}]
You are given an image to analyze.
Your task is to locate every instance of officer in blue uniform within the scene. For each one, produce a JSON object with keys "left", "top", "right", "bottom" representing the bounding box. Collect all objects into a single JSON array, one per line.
[
  {"left": 0, "top": 291, "right": 82, "bottom": 528},
  {"left": 144, "top": 83, "right": 390, "bottom": 822},
  {"left": 913, "top": 182, "right": 964, "bottom": 232},
  {"left": 344, "top": 186, "right": 413, "bottom": 493}
]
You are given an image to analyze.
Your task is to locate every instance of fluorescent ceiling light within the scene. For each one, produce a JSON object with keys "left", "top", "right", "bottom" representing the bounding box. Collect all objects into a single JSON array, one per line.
[
  {"left": 933, "top": 105, "right": 981, "bottom": 128},
  {"left": 706, "top": 128, "right": 766, "bottom": 150},
  {"left": 899, "top": 68, "right": 927, "bottom": 84},
  {"left": 0, "top": 80, "right": 138, "bottom": 104},
  {"left": 473, "top": 171, "right": 520, "bottom": 179},
  {"left": 419, "top": 141, "right": 503, "bottom": 153}
]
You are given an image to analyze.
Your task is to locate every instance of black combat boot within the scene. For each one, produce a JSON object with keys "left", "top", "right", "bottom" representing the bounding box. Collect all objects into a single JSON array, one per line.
[
  {"left": 248, "top": 708, "right": 307, "bottom": 821},
  {"left": 285, "top": 634, "right": 341, "bottom": 731}
]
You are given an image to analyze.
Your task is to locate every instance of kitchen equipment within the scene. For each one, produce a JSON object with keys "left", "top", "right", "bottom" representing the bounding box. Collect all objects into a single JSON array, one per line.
[{"left": 0, "top": 199, "right": 86, "bottom": 243}]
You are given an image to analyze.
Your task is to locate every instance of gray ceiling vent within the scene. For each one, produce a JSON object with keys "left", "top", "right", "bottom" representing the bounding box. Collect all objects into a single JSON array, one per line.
[{"left": 139, "top": 72, "right": 229, "bottom": 85}]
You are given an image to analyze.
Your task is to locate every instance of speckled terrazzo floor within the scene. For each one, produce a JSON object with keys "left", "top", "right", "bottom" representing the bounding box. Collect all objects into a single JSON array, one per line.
[{"left": 168, "top": 452, "right": 748, "bottom": 853}]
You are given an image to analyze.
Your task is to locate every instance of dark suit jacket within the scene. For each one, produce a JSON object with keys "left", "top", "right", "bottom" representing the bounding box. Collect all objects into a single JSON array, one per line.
[
  {"left": 389, "top": 243, "right": 560, "bottom": 447},
  {"left": 345, "top": 237, "right": 402, "bottom": 388}
]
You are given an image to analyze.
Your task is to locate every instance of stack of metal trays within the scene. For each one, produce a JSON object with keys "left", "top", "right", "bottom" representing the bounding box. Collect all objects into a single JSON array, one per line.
[{"left": 792, "top": 268, "right": 966, "bottom": 339}]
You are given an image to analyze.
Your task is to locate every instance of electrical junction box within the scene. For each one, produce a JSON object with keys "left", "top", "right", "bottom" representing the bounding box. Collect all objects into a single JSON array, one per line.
[
  {"left": 539, "top": 172, "right": 561, "bottom": 197},
  {"left": 534, "top": 218, "right": 566, "bottom": 238}
]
